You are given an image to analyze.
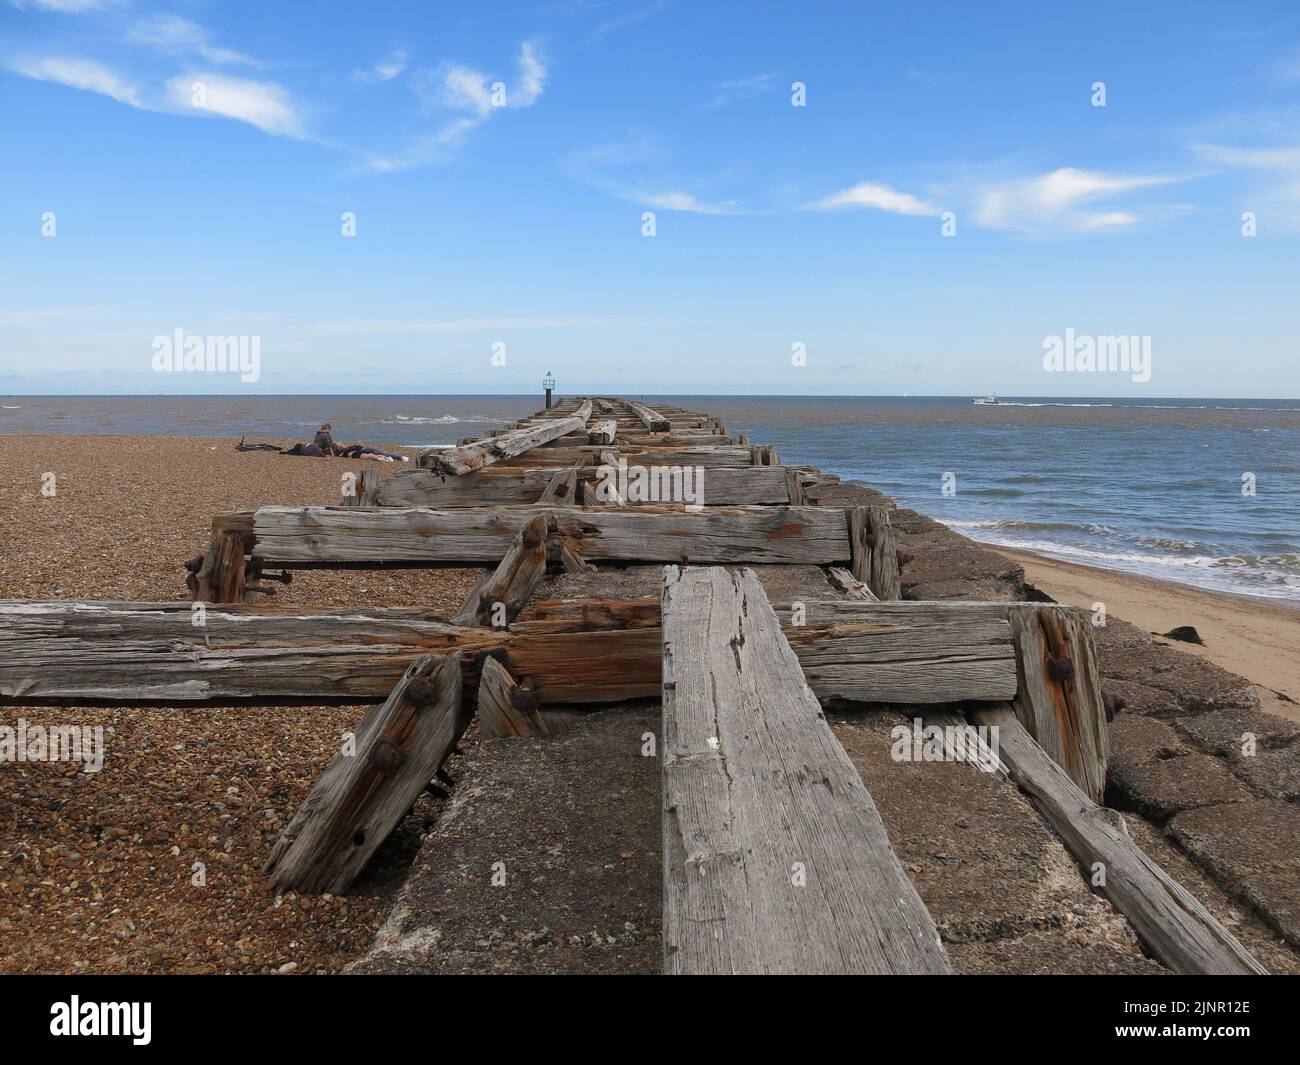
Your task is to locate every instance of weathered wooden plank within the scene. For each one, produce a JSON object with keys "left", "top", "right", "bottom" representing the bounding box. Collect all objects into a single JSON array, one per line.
[
  {"left": 626, "top": 399, "right": 670, "bottom": 433},
  {"left": 0, "top": 597, "right": 1019, "bottom": 709},
  {"left": 341, "top": 468, "right": 379, "bottom": 507},
  {"left": 375, "top": 466, "right": 559, "bottom": 507},
  {"left": 537, "top": 463, "right": 581, "bottom": 505},
  {"left": 249, "top": 505, "right": 852, "bottom": 566},
  {"left": 263, "top": 652, "right": 465, "bottom": 893},
  {"left": 452, "top": 512, "right": 549, "bottom": 626},
  {"left": 825, "top": 566, "right": 878, "bottom": 601},
  {"left": 586, "top": 419, "right": 617, "bottom": 445},
  {"left": 419, "top": 399, "right": 592, "bottom": 473},
  {"left": 578, "top": 465, "right": 793, "bottom": 506},
  {"left": 1005, "top": 604, "right": 1109, "bottom": 804},
  {"left": 661, "top": 566, "right": 952, "bottom": 974},
  {"left": 505, "top": 445, "right": 761, "bottom": 469},
  {"left": 967, "top": 704, "right": 1266, "bottom": 975},
  {"left": 476, "top": 655, "right": 550, "bottom": 737},
  {"left": 849, "top": 505, "right": 900, "bottom": 600}
]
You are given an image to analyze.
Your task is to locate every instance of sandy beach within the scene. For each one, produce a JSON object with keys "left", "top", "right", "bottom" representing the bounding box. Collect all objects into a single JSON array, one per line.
[{"left": 994, "top": 547, "right": 1300, "bottom": 726}]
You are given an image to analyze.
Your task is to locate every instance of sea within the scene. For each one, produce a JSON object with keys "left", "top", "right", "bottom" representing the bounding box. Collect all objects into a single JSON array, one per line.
[{"left": 2, "top": 394, "right": 1297, "bottom": 603}]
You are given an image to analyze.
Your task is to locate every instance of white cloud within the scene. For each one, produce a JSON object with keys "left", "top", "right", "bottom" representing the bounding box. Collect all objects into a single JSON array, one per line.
[
  {"left": 806, "top": 180, "right": 938, "bottom": 215},
  {"left": 975, "top": 167, "right": 1181, "bottom": 232},
  {"left": 1194, "top": 142, "right": 1300, "bottom": 169},
  {"left": 166, "top": 73, "right": 305, "bottom": 138},
  {"left": 8, "top": 55, "right": 142, "bottom": 107},
  {"left": 703, "top": 73, "right": 773, "bottom": 110},
  {"left": 126, "top": 15, "right": 259, "bottom": 67},
  {"left": 637, "top": 190, "right": 742, "bottom": 214},
  {"left": 354, "top": 48, "right": 409, "bottom": 83},
  {"left": 370, "top": 41, "right": 545, "bottom": 171},
  {"left": 591, "top": 1, "right": 666, "bottom": 42}
]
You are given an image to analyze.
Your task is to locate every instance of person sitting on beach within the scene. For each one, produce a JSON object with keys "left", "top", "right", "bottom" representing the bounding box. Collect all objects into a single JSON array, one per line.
[{"left": 313, "top": 423, "right": 340, "bottom": 455}]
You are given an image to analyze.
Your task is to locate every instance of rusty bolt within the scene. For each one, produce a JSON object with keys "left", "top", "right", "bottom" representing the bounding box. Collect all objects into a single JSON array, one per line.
[
  {"left": 522, "top": 527, "right": 543, "bottom": 547},
  {"left": 553, "top": 482, "right": 569, "bottom": 498},
  {"left": 509, "top": 686, "right": 537, "bottom": 712},
  {"left": 371, "top": 739, "right": 405, "bottom": 771},
  {"left": 1047, "top": 655, "right": 1075, "bottom": 681},
  {"left": 406, "top": 676, "right": 437, "bottom": 705}
]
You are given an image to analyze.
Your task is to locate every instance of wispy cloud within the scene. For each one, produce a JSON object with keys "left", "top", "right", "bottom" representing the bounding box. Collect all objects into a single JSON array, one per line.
[
  {"left": 702, "top": 73, "right": 773, "bottom": 109},
  {"left": 7, "top": 55, "right": 142, "bottom": 107},
  {"left": 368, "top": 41, "right": 547, "bottom": 171},
  {"left": 353, "top": 48, "right": 409, "bottom": 83},
  {"left": 632, "top": 190, "right": 742, "bottom": 214},
  {"left": 975, "top": 167, "right": 1183, "bottom": 232},
  {"left": 805, "top": 180, "right": 938, "bottom": 215},
  {"left": 166, "top": 73, "right": 306, "bottom": 138},
  {"left": 126, "top": 15, "right": 262, "bottom": 68},
  {"left": 590, "top": 1, "right": 666, "bottom": 42}
]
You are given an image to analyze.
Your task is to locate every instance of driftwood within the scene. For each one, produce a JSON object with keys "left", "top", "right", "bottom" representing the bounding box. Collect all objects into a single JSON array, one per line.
[
  {"left": 419, "top": 399, "right": 592, "bottom": 474},
  {"left": 661, "top": 566, "right": 951, "bottom": 974},
  {"left": 248, "top": 504, "right": 854, "bottom": 566},
  {"left": 452, "top": 512, "right": 549, "bottom": 626},
  {"left": 968, "top": 704, "right": 1266, "bottom": 975},
  {"left": 263, "top": 652, "right": 465, "bottom": 893}
]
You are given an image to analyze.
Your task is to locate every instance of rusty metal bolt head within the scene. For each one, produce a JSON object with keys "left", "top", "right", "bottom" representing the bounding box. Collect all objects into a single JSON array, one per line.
[
  {"left": 522, "top": 527, "right": 543, "bottom": 547},
  {"left": 509, "top": 686, "right": 537, "bottom": 713},
  {"left": 1047, "top": 655, "right": 1075, "bottom": 682},
  {"left": 553, "top": 482, "right": 570, "bottom": 498},
  {"left": 406, "top": 676, "right": 437, "bottom": 705},
  {"left": 370, "top": 739, "right": 405, "bottom": 771}
]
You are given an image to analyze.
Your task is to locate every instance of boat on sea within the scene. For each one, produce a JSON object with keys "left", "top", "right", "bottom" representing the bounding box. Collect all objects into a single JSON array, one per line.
[{"left": 973, "top": 393, "right": 999, "bottom": 405}]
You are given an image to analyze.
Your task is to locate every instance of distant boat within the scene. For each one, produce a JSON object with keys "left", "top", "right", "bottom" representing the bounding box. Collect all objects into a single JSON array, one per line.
[{"left": 973, "top": 393, "right": 999, "bottom": 405}]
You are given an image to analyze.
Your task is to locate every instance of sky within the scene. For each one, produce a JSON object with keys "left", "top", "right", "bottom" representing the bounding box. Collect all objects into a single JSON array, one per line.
[{"left": 1, "top": 0, "right": 1299, "bottom": 397}]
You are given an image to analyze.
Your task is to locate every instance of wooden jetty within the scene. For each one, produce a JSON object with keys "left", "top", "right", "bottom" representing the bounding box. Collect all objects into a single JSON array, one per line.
[{"left": 0, "top": 395, "right": 1265, "bottom": 975}]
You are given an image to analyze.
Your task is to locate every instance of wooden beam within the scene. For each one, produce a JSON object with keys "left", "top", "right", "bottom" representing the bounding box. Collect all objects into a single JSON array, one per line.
[
  {"left": 476, "top": 655, "right": 550, "bottom": 737},
  {"left": 577, "top": 465, "right": 795, "bottom": 507},
  {"left": 376, "top": 466, "right": 558, "bottom": 507},
  {"left": 0, "top": 597, "right": 1021, "bottom": 709},
  {"left": 967, "top": 704, "right": 1266, "bottom": 975},
  {"left": 263, "top": 652, "right": 465, "bottom": 894},
  {"left": 825, "top": 566, "right": 877, "bottom": 601},
  {"left": 849, "top": 505, "right": 900, "bottom": 600},
  {"left": 586, "top": 419, "right": 617, "bottom": 445},
  {"left": 248, "top": 504, "right": 854, "bottom": 566},
  {"left": 419, "top": 399, "right": 592, "bottom": 474},
  {"left": 661, "top": 566, "right": 952, "bottom": 974},
  {"left": 341, "top": 468, "right": 379, "bottom": 507},
  {"left": 537, "top": 462, "right": 580, "bottom": 505},
  {"left": 451, "top": 512, "right": 549, "bottom": 626},
  {"left": 626, "top": 399, "right": 670, "bottom": 433}
]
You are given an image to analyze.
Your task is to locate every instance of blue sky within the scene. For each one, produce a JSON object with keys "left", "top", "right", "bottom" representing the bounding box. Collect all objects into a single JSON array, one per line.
[{"left": 1, "top": 0, "right": 1298, "bottom": 396}]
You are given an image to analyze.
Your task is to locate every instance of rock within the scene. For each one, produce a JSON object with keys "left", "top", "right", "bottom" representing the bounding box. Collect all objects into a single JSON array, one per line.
[
  {"left": 1108, "top": 715, "right": 1188, "bottom": 767},
  {"left": 1174, "top": 709, "right": 1300, "bottom": 757},
  {"left": 1108, "top": 753, "right": 1254, "bottom": 821},
  {"left": 1230, "top": 747, "right": 1300, "bottom": 802},
  {"left": 1162, "top": 625, "right": 1204, "bottom": 645},
  {"left": 278, "top": 961, "right": 298, "bottom": 974}
]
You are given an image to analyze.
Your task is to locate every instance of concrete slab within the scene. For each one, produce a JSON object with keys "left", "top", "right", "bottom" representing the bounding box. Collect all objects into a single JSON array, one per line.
[{"left": 1109, "top": 753, "right": 1254, "bottom": 822}]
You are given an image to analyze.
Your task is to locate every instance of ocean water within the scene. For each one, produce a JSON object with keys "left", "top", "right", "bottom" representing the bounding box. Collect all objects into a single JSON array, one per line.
[{"left": 2, "top": 394, "right": 1297, "bottom": 603}]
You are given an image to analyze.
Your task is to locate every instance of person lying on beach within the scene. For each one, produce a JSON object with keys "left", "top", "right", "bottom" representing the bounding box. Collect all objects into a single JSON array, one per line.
[
  {"left": 337, "top": 444, "right": 410, "bottom": 462},
  {"left": 280, "top": 442, "right": 327, "bottom": 456}
]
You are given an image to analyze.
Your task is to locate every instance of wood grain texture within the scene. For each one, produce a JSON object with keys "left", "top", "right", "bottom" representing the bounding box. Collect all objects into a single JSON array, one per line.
[
  {"left": 263, "top": 652, "right": 465, "bottom": 894},
  {"left": 849, "top": 505, "right": 900, "bottom": 600},
  {"left": 451, "top": 512, "right": 549, "bottom": 626},
  {"left": 661, "top": 565, "right": 952, "bottom": 974},
  {"left": 376, "top": 466, "right": 558, "bottom": 507},
  {"left": 968, "top": 704, "right": 1266, "bottom": 975},
  {"left": 418, "top": 399, "right": 591, "bottom": 473},
  {"left": 476, "top": 655, "right": 550, "bottom": 737},
  {"left": 249, "top": 504, "right": 852, "bottom": 566}
]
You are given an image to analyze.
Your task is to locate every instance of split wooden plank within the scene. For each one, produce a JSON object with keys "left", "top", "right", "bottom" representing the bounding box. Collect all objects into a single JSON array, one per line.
[
  {"left": 967, "top": 704, "right": 1266, "bottom": 975},
  {"left": 476, "top": 655, "right": 551, "bottom": 737},
  {"left": 537, "top": 462, "right": 581, "bottom": 505},
  {"left": 825, "top": 566, "right": 878, "bottom": 601},
  {"left": 626, "top": 399, "right": 670, "bottom": 433},
  {"left": 248, "top": 504, "right": 853, "bottom": 567},
  {"left": 452, "top": 512, "right": 549, "bottom": 626},
  {"left": 341, "top": 468, "right": 379, "bottom": 507},
  {"left": 848, "top": 505, "right": 900, "bottom": 600},
  {"left": 1004, "top": 604, "right": 1109, "bottom": 804},
  {"left": 661, "top": 566, "right": 951, "bottom": 974},
  {"left": 418, "top": 399, "right": 592, "bottom": 474},
  {"left": 263, "top": 652, "right": 465, "bottom": 894}
]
